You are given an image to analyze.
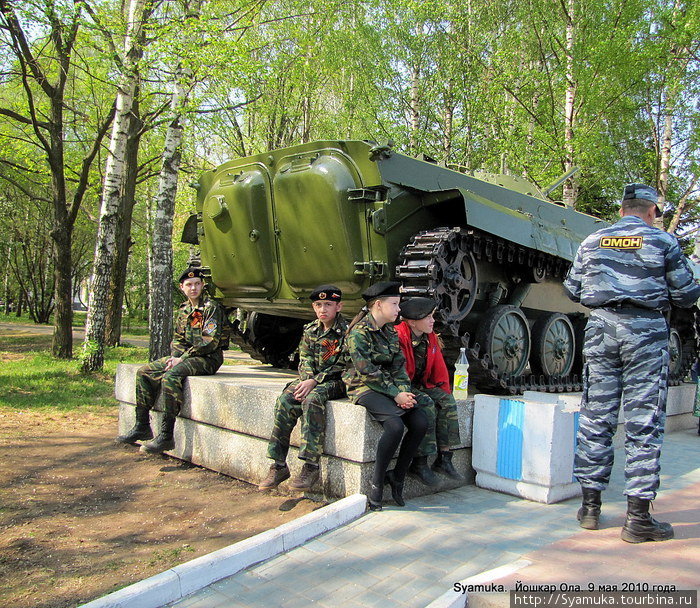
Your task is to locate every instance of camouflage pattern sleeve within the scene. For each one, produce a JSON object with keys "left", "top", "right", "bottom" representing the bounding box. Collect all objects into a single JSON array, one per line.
[
  {"left": 388, "top": 335, "right": 412, "bottom": 388},
  {"left": 564, "top": 247, "right": 583, "bottom": 303},
  {"left": 665, "top": 240, "right": 700, "bottom": 308},
  {"left": 170, "top": 306, "right": 190, "bottom": 357},
  {"left": 346, "top": 324, "right": 410, "bottom": 398},
  {"left": 183, "top": 299, "right": 224, "bottom": 359},
  {"left": 297, "top": 323, "right": 316, "bottom": 380}
]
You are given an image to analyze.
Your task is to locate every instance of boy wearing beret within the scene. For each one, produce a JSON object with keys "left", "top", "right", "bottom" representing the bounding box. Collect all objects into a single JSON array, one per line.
[
  {"left": 116, "top": 267, "right": 228, "bottom": 454},
  {"left": 259, "top": 285, "right": 347, "bottom": 492}
]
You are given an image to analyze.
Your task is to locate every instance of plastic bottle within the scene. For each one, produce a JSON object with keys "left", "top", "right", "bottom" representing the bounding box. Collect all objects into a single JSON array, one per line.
[{"left": 453, "top": 347, "right": 469, "bottom": 399}]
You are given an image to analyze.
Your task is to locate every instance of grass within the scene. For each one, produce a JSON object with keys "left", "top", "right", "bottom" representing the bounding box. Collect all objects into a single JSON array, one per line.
[{"left": 0, "top": 332, "right": 148, "bottom": 412}]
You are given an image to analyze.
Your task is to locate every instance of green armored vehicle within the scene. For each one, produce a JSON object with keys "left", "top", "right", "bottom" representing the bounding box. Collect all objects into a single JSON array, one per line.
[{"left": 183, "top": 140, "right": 696, "bottom": 393}]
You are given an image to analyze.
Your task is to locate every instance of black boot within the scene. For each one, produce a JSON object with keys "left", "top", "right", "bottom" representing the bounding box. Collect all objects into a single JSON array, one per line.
[
  {"left": 115, "top": 407, "right": 153, "bottom": 444},
  {"left": 409, "top": 456, "right": 439, "bottom": 487},
  {"left": 385, "top": 469, "right": 405, "bottom": 506},
  {"left": 577, "top": 487, "right": 602, "bottom": 530},
  {"left": 621, "top": 496, "right": 674, "bottom": 543},
  {"left": 432, "top": 451, "right": 464, "bottom": 481},
  {"left": 140, "top": 415, "right": 176, "bottom": 454},
  {"left": 367, "top": 483, "right": 383, "bottom": 511}
]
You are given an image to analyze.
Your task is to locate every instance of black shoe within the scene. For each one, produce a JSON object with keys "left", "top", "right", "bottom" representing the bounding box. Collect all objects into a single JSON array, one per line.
[
  {"left": 258, "top": 463, "right": 291, "bottom": 490},
  {"left": 432, "top": 451, "right": 464, "bottom": 481},
  {"left": 115, "top": 423, "right": 153, "bottom": 445},
  {"left": 139, "top": 415, "right": 175, "bottom": 454},
  {"left": 577, "top": 487, "right": 602, "bottom": 530},
  {"left": 139, "top": 434, "right": 175, "bottom": 454},
  {"left": 367, "top": 483, "right": 383, "bottom": 511},
  {"left": 409, "top": 456, "right": 439, "bottom": 487},
  {"left": 621, "top": 496, "right": 674, "bottom": 543},
  {"left": 385, "top": 469, "right": 405, "bottom": 506},
  {"left": 115, "top": 407, "right": 152, "bottom": 444},
  {"left": 289, "top": 463, "right": 320, "bottom": 491}
]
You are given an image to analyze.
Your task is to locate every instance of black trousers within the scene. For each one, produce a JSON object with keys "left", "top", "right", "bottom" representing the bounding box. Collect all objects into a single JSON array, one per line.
[{"left": 357, "top": 391, "right": 428, "bottom": 486}]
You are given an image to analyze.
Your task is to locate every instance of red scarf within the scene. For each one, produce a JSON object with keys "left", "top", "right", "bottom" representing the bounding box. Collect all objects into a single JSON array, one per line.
[{"left": 395, "top": 321, "right": 451, "bottom": 394}]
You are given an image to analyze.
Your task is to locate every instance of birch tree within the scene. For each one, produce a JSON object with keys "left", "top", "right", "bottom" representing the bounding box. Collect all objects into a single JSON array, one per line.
[{"left": 82, "top": 0, "right": 151, "bottom": 371}]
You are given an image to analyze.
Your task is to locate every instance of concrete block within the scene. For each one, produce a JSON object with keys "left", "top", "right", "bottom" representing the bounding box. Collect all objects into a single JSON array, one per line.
[
  {"left": 472, "top": 395, "right": 579, "bottom": 503},
  {"left": 116, "top": 364, "right": 472, "bottom": 463},
  {"left": 120, "top": 403, "right": 473, "bottom": 500},
  {"left": 78, "top": 570, "right": 181, "bottom": 608},
  {"left": 116, "top": 361, "right": 474, "bottom": 500},
  {"left": 472, "top": 384, "right": 695, "bottom": 504}
]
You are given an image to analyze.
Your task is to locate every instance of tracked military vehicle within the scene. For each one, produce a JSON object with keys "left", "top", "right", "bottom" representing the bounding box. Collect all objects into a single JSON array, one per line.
[{"left": 182, "top": 140, "right": 696, "bottom": 394}]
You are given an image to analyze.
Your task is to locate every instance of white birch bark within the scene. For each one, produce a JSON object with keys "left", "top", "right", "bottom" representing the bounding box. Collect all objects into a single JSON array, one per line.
[
  {"left": 149, "top": 62, "right": 193, "bottom": 359},
  {"left": 562, "top": 0, "right": 577, "bottom": 208},
  {"left": 82, "top": 0, "right": 148, "bottom": 372}
]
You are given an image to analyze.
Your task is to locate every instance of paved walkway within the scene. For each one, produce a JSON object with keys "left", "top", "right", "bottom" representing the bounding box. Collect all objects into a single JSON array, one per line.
[{"left": 167, "top": 427, "right": 700, "bottom": 608}]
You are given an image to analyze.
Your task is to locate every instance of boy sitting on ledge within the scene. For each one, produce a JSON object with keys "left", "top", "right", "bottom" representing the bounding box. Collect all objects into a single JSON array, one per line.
[
  {"left": 259, "top": 285, "right": 347, "bottom": 492},
  {"left": 116, "top": 267, "right": 227, "bottom": 454}
]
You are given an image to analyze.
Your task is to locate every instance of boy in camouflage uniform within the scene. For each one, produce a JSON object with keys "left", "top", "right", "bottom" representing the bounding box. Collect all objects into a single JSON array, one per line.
[
  {"left": 259, "top": 285, "right": 347, "bottom": 492},
  {"left": 565, "top": 184, "right": 700, "bottom": 543},
  {"left": 116, "top": 268, "right": 227, "bottom": 454}
]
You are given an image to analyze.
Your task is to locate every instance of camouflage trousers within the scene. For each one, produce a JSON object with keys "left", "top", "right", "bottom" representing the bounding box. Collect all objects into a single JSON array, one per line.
[
  {"left": 574, "top": 309, "right": 669, "bottom": 500},
  {"left": 135, "top": 352, "right": 223, "bottom": 416},
  {"left": 413, "top": 386, "right": 459, "bottom": 456},
  {"left": 267, "top": 379, "right": 346, "bottom": 464}
]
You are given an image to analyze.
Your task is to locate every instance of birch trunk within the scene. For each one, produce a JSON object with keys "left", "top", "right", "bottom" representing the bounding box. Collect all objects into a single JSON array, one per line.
[
  {"left": 106, "top": 93, "right": 143, "bottom": 346},
  {"left": 562, "top": 0, "right": 577, "bottom": 208},
  {"left": 82, "top": 0, "right": 148, "bottom": 371},
  {"left": 149, "top": 63, "right": 193, "bottom": 360},
  {"left": 409, "top": 62, "right": 420, "bottom": 154}
]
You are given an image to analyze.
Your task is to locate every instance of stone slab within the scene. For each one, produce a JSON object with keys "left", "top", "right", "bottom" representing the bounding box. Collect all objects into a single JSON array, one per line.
[
  {"left": 119, "top": 404, "right": 474, "bottom": 500},
  {"left": 116, "top": 364, "right": 473, "bottom": 465}
]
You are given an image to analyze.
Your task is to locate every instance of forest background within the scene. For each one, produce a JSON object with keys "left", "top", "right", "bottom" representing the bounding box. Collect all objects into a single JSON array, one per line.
[{"left": 0, "top": 0, "right": 698, "bottom": 370}]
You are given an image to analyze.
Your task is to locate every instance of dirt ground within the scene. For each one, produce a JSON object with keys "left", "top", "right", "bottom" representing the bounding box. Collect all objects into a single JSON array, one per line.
[{"left": 0, "top": 407, "right": 322, "bottom": 608}]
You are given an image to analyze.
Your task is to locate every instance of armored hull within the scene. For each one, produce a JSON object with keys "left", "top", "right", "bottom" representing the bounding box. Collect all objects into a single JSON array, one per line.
[{"left": 184, "top": 140, "right": 696, "bottom": 393}]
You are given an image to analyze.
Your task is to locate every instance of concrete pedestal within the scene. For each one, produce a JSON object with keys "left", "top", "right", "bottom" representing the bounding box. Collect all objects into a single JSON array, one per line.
[
  {"left": 115, "top": 363, "right": 475, "bottom": 501},
  {"left": 472, "top": 385, "right": 697, "bottom": 504}
]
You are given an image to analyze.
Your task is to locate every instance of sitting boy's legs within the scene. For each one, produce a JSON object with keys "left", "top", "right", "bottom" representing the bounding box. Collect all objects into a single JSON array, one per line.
[
  {"left": 116, "top": 358, "right": 170, "bottom": 444},
  {"left": 140, "top": 356, "right": 220, "bottom": 454},
  {"left": 409, "top": 393, "right": 439, "bottom": 486},
  {"left": 292, "top": 380, "right": 345, "bottom": 490},
  {"left": 423, "top": 387, "right": 463, "bottom": 480},
  {"left": 260, "top": 382, "right": 302, "bottom": 490},
  {"left": 261, "top": 380, "right": 344, "bottom": 491}
]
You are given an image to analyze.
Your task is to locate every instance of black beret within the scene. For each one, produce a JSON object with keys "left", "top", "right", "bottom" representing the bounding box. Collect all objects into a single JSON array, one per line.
[
  {"left": 362, "top": 281, "right": 401, "bottom": 302},
  {"left": 400, "top": 297, "right": 437, "bottom": 320},
  {"left": 309, "top": 284, "right": 342, "bottom": 302},
  {"left": 178, "top": 267, "right": 205, "bottom": 283}
]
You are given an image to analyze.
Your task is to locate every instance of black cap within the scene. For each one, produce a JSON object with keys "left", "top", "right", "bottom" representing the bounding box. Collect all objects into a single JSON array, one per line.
[
  {"left": 309, "top": 284, "right": 342, "bottom": 302},
  {"left": 400, "top": 297, "right": 437, "bottom": 320},
  {"left": 178, "top": 267, "right": 205, "bottom": 283},
  {"left": 362, "top": 281, "right": 401, "bottom": 302}
]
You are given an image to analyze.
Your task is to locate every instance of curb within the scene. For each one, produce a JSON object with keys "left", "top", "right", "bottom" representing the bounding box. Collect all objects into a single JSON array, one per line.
[
  {"left": 425, "top": 560, "right": 531, "bottom": 608},
  {"left": 79, "top": 493, "right": 367, "bottom": 608}
]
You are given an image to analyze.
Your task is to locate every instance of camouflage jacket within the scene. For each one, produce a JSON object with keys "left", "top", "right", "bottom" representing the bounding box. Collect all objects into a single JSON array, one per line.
[
  {"left": 298, "top": 315, "right": 348, "bottom": 384},
  {"left": 171, "top": 296, "right": 226, "bottom": 359},
  {"left": 343, "top": 313, "right": 411, "bottom": 400},
  {"left": 564, "top": 216, "right": 700, "bottom": 311}
]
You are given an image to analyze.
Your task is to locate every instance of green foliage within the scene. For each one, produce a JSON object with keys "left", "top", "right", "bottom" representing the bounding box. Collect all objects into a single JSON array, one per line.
[{"left": 0, "top": 334, "right": 148, "bottom": 412}]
